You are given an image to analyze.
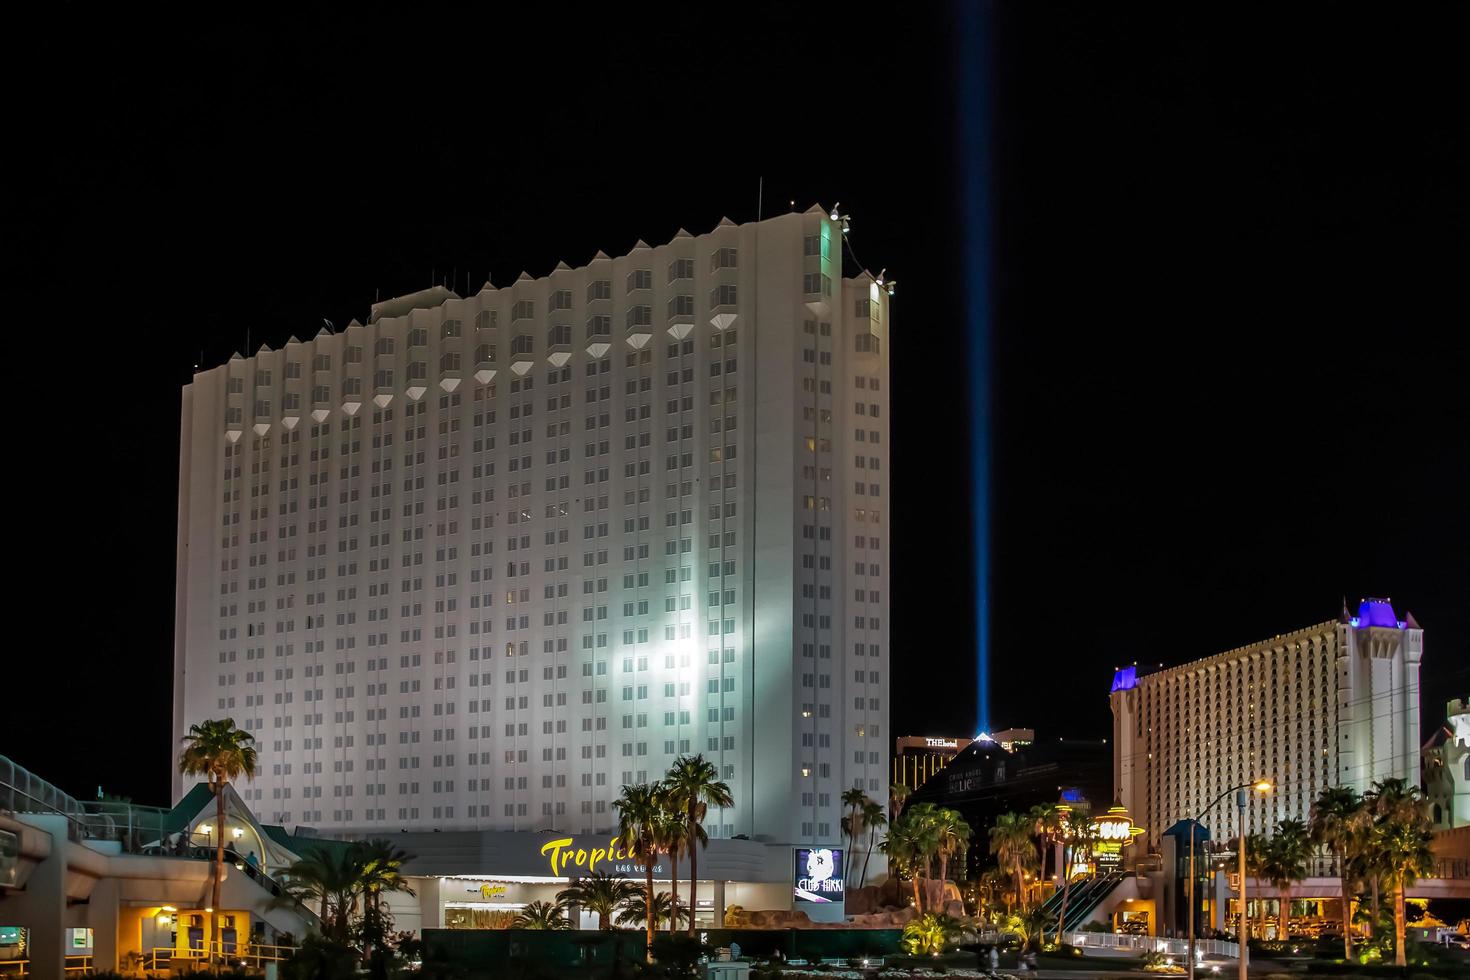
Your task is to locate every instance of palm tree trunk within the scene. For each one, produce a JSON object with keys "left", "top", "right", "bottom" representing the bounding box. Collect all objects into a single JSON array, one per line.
[
  {"left": 1338, "top": 847, "right": 1354, "bottom": 962},
  {"left": 911, "top": 871, "right": 923, "bottom": 914},
  {"left": 1368, "top": 876, "right": 1379, "bottom": 939},
  {"left": 669, "top": 854, "right": 680, "bottom": 934},
  {"left": 1393, "top": 884, "right": 1406, "bottom": 968},
  {"left": 861, "top": 826, "right": 876, "bottom": 888},
  {"left": 1014, "top": 858, "right": 1025, "bottom": 913},
  {"left": 936, "top": 852, "right": 949, "bottom": 916},
  {"left": 1279, "top": 885, "right": 1290, "bottom": 941},
  {"left": 212, "top": 779, "right": 225, "bottom": 965},
  {"left": 644, "top": 859, "right": 655, "bottom": 961},
  {"left": 687, "top": 810, "right": 699, "bottom": 937}
]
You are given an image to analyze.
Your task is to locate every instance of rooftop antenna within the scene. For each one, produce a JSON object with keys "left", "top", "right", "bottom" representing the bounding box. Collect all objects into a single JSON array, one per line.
[{"left": 757, "top": 176, "right": 763, "bottom": 222}]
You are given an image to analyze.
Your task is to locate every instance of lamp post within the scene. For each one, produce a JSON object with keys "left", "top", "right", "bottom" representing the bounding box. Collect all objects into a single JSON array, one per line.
[
  {"left": 1187, "top": 781, "right": 1270, "bottom": 980},
  {"left": 1236, "top": 790, "right": 1249, "bottom": 980}
]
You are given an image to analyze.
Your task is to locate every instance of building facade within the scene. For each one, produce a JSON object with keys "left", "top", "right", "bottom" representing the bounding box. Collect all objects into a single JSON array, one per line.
[
  {"left": 1424, "top": 698, "right": 1470, "bottom": 830},
  {"left": 1110, "top": 599, "right": 1424, "bottom": 853},
  {"left": 173, "top": 209, "right": 892, "bottom": 848}
]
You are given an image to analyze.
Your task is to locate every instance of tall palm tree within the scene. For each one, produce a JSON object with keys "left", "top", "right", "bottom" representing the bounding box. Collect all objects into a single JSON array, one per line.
[
  {"left": 1028, "top": 804, "right": 1063, "bottom": 896},
  {"left": 557, "top": 872, "right": 642, "bottom": 931},
  {"left": 1309, "top": 785, "right": 1363, "bottom": 961},
  {"left": 889, "top": 782, "right": 912, "bottom": 822},
  {"left": 1379, "top": 819, "right": 1434, "bottom": 967},
  {"left": 355, "top": 839, "right": 416, "bottom": 979},
  {"left": 178, "top": 718, "right": 258, "bottom": 963},
  {"left": 1055, "top": 810, "right": 1098, "bottom": 943},
  {"left": 933, "top": 808, "right": 972, "bottom": 900},
  {"left": 989, "top": 812, "right": 1035, "bottom": 914},
  {"left": 859, "top": 800, "right": 887, "bottom": 888},
  {"left": 514, "top": 900, "right": 570, "bottom": 930},
  {"left": 614, "top": 782, "right": 666, "bottom": 958},
  {"left": 1263, "top": 819, "right": 1311, "bottom": 940},
  {"left": 661, "top": 754, "right": 733, "bottom": 936},
  {"left": 1245, "top": 833, "right": 1271, "bottom": 939},
  {"left": 841, "top": 787, "right": 868, "bottom": 885},
  {"left": 883, "top": 809, "right": 937, "bottom": 912},
  {"left": 1367, "top": 778, "right": 1433, "bottom": 967},
  {"left": 658, "top": 806, "right": 688, "bottom": 934}
]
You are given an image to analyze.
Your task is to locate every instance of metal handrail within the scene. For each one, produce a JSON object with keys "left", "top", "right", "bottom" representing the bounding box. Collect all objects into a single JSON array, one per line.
[{"left": 147, "top": 940, "right": 298, "bottom": 972}]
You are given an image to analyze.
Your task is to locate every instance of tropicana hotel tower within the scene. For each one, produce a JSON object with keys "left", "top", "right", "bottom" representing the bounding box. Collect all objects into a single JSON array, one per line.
[{"left": 172, "top": 209, "right": 891, "bottom": 850}]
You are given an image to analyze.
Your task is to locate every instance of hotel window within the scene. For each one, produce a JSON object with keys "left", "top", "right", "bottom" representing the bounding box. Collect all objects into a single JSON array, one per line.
[
  {"left": 627, "top": 269, "right": 652, "bottom": 291},
  {"left": 587, "top": 279, "right": 611, "bottom": 301},
  {"left": 711, "top": 247, "right": 738, "bottom": 270},
  {"left": 668, "top": 258, "right": 694, "bottom": 281}
]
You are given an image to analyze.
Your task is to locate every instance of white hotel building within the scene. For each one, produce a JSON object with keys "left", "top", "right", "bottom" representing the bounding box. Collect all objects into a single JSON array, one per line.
[
  {"left": 172, "top": 209, "right": 891, "bottom": 851},
  {"left": 1111, "top": 599, "right": 1425, "bottom": 852}
]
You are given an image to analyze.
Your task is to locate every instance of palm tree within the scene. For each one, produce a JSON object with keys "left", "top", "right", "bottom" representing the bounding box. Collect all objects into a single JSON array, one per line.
[
  {"left": 989, "top": 812, "right": 1035, "bottom": 914},
  {"left": 883, "top": 809, "right": 938, "bottom": 912},
  {"left": 1309, "top": 785, "right": 1363, "bottom": 961},
  {"left": 355, "top": 839, "right": 416, "bottom": 978},
  {"left": 859, "top": 800, "right": 887, "bottom": 888},
  {"left": 1245, "top": 834, "right": 1270, "bottom": 939},
  {"left": 1055, "top": 810, "right": 1098, "bottom": 943},
  {"left": 615, "top": 890, "right": 681, "bottom": 931},
  {"left": 1367, "top": 778, "right": 1433, "bottom": 967},
  {"left": 557, "top": 872, "right": 641, "bottom": 931},
  {"left": 274, "top": 845, "right": 365, "bottom": 942},
  {"left": 661, "top": 754, "right": 733, "bottom": 936},
  {"left": 1379, "top": 819, "right": 1434, "bottom": 967},
  {"left": 178, "top": 718, "right": 258, "bottom": 964},
  {"left": 841, "top": 787, "right": 868, "bottom": 885},
  {"left": 1029, "top": 804, "right": 1063, "bottom": 896},
  {"left": 889, "top": 782, "right": 912, "bottom": 822},
  {"left": 514, "top": 900, "right": 570, "bottom": 930},
  {"left": 614, "top": 782, "right": 666, "bottom": 958},
  {"left": 933, "top": 808, "right": 972, "bottom": 901},
  {"left": 658, "top": 807, "right": 688, "bottom": 934},
  {"left": 1263, "top": 819, "right": 1311, "bottom": 940}
]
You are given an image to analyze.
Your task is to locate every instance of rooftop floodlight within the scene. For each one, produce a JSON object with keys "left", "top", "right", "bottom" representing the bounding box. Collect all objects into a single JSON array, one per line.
[
  {"left": 829, "top": 202, "right": 841, "bottom": 221},
  {"left": 875, "top": 268, "right": 887, "bottom": 285}
]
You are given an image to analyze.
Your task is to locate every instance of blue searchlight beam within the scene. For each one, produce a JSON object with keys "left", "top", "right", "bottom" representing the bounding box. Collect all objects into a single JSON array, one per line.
[{"left": 958, "top": 0, "right": 994, "bottom": 733}]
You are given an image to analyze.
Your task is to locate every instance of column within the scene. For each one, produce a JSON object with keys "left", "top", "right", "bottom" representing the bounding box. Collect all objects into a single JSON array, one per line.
[
  {"left": 89, "top": 877, "right": 122, "bottom": 973},
  {"left": 417, "top": 877, "right": 443, "bottom": 930},
  {"left": 712, "top": 881, "right": 727, "bottom": 927},
  {"left": 16, "top": 815, "right": 68, "bottom": 980}
]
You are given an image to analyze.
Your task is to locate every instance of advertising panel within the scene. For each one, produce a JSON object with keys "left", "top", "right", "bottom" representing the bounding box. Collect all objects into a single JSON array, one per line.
[{"left": 792, "top": 848, "right": 844, "bottom": 904}]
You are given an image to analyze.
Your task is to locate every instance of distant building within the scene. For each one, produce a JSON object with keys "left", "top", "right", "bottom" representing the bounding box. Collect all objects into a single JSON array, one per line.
[
  {"left": 1424, "top": 698, "right": 1470, "bottom": 829},
  {"left": 892, "top": 735, "right": 974, "bottom": 793},
  {"left": 1110, "top": 598, "right": 1425, "bottom": 853},
  {"left": 988, "top": 727, "right": 1035, "bottom": 752},
  {"left": 903, "top": 736, "right": 1112, "bottom": 876}
]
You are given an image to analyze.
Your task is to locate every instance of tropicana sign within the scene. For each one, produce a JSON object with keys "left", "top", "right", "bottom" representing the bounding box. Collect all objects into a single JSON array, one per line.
[{"left": 539, "top": 836, "right": 665, "bottom": 877}]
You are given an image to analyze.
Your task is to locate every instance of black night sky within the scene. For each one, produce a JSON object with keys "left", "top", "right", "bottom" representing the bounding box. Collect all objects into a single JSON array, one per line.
[{"left": 5, "top": 5, "right": 1466, "bottom": 805}]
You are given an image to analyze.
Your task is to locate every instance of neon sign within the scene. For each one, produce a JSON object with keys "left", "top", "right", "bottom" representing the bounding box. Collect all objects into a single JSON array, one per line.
[{"left": 539, "top": 836, "right": 664, "bottom": 877}]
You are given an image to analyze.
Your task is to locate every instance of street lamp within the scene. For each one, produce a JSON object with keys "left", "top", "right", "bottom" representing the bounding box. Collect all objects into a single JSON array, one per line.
[{"left": 1187, "top": 781, "right": 1270, "bottom": 980}]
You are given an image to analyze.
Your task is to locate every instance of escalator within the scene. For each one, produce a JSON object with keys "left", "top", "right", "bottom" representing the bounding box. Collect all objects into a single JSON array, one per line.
[
  {"left": 1058, "top": 871, "right": 1126, "bottom": 931},
  {"left": 1041, "top": 871, "right": 1126, "bottom": 933}
]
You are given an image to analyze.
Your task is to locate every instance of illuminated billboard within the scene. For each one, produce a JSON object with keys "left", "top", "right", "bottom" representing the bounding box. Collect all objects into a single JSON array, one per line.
[{"left": 793, "top": 848, "right": 844, "bottom": 904}]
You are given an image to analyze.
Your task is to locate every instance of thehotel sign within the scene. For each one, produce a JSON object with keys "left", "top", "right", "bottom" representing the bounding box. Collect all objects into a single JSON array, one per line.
[
  {"left": 540, "top": 836, "right": 665, "bottom": 877},
  {"left": 925, "top": 738, "right": 959, "bottom": 748}
]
